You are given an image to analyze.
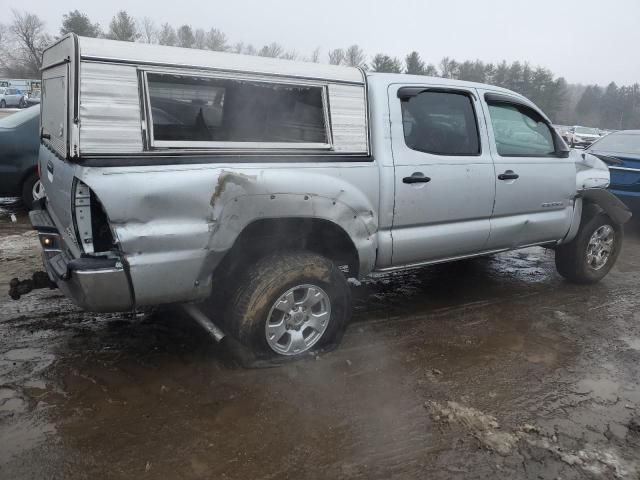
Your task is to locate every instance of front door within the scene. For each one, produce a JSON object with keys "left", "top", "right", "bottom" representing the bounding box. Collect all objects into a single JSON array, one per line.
[
  {"left": 389, "top": 84, "right": 496, "bottom": 266},
  {"left": 480, "top": 91, "right": 576, "bottom": 249}
]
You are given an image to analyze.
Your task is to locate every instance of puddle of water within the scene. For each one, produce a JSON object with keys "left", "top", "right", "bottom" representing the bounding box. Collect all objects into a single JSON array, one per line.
[
  {"left": 575, "top": 377, "right": 621, "bottom": 402},
  {"left": 620, "top": 336, "right": 640, "bottom": 351},
  {"left": 0, "top": 416, "right": 57, "bottom": 465}
]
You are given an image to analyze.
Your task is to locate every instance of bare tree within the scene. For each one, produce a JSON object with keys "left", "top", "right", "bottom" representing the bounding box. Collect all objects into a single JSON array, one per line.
[
  {"left": 328, "top": 48, "right": 345, "bottom": 65},
  {"left": 193, "top": 28, "right": 206, "bottom": 49},
  {"left": 309, "top": 47, "right": 321, "bottom": 63},
  {"left": 344, "top": 45, "right": 366, "bottom": 68},
  {"left": 425, "top": 64, "right": 439, "bottom": 76},
  {"left": 205, "top": 28, "right": 228, "bottom": 51},
  {"left": 280, "top": 50, "right": 298, "bottom": 61},
  {"left": 138, "top": 17, "right": 157, "bottom": 44},
  {"left": 158, "top": 23, "right": 176, "bottom": 46},
  {"left": 4, "top": 10, "right": 51, "bottom": 76},
  {"left": 439, "top": 57, "right": 459, "bottom": 79},
  {"left": 258, "top": 42, "right": 283, "bottom": 58}
]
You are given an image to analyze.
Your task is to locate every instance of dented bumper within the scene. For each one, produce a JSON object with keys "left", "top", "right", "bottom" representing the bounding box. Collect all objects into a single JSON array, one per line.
[{"left": 30, "top": 205, "right": 134, "bottom": 312}]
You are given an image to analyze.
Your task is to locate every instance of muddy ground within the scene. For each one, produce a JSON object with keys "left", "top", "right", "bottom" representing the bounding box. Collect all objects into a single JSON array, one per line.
[{"left": 1, "top": 196, "right": 639, "bottom": 480}]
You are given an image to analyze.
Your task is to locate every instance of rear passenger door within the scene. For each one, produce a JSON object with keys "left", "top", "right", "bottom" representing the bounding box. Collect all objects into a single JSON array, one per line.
[
  {"left": 480, "top": 92, "right": 575, "bottom": 249},
  {"left": 389, "top": 85, "right": 496, "bottom": 266}
]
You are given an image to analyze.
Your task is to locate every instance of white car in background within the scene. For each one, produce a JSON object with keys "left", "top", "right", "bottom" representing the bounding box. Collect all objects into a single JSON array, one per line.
[
  {"left": 0, "top": 87, "right": 26, "bottom": 108},
  {"left": 568, "top": 126, "right": 601, "bottom": 148}
]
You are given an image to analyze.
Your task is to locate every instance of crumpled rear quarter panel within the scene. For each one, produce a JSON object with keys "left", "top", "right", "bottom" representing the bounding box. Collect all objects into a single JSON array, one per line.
[{"left": 76, "top": 162, "right": 379, "bottom": 306}]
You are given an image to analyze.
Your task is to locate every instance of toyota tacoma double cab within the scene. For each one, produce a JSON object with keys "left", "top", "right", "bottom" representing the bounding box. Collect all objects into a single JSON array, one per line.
[{"left": 27, "top": 35, "right": 631, "bottom": 359}]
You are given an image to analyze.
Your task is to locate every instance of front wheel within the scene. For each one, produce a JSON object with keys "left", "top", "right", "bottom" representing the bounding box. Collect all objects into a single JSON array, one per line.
[
  {"left": 225, "top": 251, "right": 352, "bottom": 359},
  {"left": 555, "top": 211, "right": 622, "bottom": 284},
  {"left": 0, "top": 100, "right": 5, "bottom": 108}
]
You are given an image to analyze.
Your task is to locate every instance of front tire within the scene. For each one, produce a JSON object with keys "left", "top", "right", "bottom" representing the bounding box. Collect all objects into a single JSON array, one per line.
[
  {"left": 0, "top": 100, "right": 5, "bottom": 108},
  {"left": 225, "top": 251, "right": 352, "bottom": 359},
  {"left": 555, "top": 210, "right": 622, "bottom": 284}
]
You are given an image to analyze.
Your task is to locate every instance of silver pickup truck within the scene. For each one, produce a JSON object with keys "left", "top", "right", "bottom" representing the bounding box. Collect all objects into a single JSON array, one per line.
[{"left": 30, "top": 35, "right": 631, "bottom": 359}]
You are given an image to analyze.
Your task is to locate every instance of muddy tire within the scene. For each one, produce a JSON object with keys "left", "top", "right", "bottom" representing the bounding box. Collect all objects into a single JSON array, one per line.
[
  {"left": 225, "top": 251, "right": 352, "bottom": 358},
  {"left": 555, "top": 211, "right": 622, "bottom": 284}
]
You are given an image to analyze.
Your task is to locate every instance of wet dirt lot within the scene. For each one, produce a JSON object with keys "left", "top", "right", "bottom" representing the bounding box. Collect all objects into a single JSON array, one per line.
[{"left": 1, "top": 197, "right": 640, "bottom": 479}]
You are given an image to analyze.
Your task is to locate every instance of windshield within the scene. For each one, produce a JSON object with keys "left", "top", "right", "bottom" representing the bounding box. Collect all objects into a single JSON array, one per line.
[
  {"left": 575, "top": 127, "right": 599, "bottom": 135},
  {"left": 591, "top": 132, "right": 640, "bottom": 155},
  {"left": 0, "top": 105, "right": 40, "bottom": 128}
]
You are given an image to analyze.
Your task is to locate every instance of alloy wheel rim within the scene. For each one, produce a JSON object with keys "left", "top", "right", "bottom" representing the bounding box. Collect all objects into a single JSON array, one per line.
[
  {"left": 265, "top": 284, "right": 331, "bottom": 356},
  {"left": 586, "top": 225, "right": 614, "bottom": 270},
  {"left": 32, "top": 180, "right": 45, "bottom": 201}
]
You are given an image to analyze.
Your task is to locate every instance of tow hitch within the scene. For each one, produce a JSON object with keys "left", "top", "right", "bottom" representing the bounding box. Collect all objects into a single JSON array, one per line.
[{"left": 9, "top": 271, "right": 57, "bottom": 300}]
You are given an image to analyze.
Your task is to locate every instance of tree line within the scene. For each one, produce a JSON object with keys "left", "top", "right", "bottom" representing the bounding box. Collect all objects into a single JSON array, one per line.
[{"left": 1, "top": 9, "right": 639, "bottom": 129}]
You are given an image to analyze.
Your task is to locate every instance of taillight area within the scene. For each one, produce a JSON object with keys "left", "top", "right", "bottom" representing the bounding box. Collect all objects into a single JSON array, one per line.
[{"left": 73, "top": 180, "right": 116, "bottom": 254}]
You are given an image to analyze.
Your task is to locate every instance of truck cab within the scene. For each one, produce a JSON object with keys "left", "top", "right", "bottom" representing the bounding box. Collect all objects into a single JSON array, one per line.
[{"left": 29, "top": 35, "right": 630, "bottom": 359}]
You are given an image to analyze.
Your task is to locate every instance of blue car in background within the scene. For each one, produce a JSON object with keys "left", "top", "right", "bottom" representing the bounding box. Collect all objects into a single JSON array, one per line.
[
  {"left": 586, "top": 130, "right": 640, "bottom": 211},
  {"left": 0, "top": 105, "right": 43, "bottom": 208}
]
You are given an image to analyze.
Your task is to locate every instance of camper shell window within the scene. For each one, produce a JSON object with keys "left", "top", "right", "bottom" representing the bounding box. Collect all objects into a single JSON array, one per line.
[{"left": 145, "top": 72, "right": 332, "bottom": 150}]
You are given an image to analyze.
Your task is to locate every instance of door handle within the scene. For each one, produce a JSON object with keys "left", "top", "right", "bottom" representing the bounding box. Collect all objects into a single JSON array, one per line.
[
  {"left": 498, "top": 170, "right": 519, "bottom": 180},
  {"left": 403, "top": 175, "right": 431, "bottom": 184}
]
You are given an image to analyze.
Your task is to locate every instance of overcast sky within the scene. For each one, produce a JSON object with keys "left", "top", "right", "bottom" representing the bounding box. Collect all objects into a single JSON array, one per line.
[{"left": 16, "top": 0, "right": 640, "bottom": 85}]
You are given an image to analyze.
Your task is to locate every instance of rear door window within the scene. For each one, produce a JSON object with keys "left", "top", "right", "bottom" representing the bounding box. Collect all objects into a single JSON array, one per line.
[
  {"left": 145, "top": 72, "right": 330, "bottom": 149},
  {"left": 400, "top": 90, "right": 480, "bottom": 156}
]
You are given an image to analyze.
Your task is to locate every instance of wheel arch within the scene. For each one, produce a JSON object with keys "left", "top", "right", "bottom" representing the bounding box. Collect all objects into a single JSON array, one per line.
[
  {"left": 212, "top": 216, "right": 364, "bottom": 280},
  {"left": 203, "top": 170, "right": 379, "bottom": 282},
  {"left": 563, "top": 189, "right": 632, "bottom": 244},
  {"left": 581, "top": 188, "right": 632, "bottom": 225},
  {"left": 19, "top": 165, "right": 38, "bottom": 188}
]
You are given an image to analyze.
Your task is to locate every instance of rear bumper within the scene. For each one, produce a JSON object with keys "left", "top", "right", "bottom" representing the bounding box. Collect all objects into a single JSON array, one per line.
[{"left": 29, "top": 204, "right": 134, "bottom": 312}]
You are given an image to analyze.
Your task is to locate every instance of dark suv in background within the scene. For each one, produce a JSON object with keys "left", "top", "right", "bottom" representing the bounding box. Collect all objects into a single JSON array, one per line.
[{"left": 0, "top": 105, "right": 43, "bottom": 208}]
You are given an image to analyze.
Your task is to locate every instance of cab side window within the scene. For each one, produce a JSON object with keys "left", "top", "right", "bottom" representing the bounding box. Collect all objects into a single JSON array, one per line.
[
  {"left": 487, "top": 102, "right": 555, "bottom": 156},
  {"left": 400, "top": 91, "right": 480, "bottom": 156}
]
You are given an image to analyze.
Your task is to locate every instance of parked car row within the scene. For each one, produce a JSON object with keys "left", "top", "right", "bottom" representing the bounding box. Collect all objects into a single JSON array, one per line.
[
  {"left": 554, "top": 124, "right": 613, "bottom": 149},
  {"left": 0, "top": 87, "right": 40, "bottom": 108}
]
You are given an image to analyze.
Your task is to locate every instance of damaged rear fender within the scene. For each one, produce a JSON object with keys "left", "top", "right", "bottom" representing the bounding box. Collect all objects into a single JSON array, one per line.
[{"left": 204, "top": 170, "right": 379, "bottom": 278}]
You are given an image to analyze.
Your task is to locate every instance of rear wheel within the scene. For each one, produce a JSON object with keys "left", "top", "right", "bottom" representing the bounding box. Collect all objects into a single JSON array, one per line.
[
  {"left": 225, "top": 251, "right": 352, "bottom": 359},
  {"left": 21, "top": 172, "right": 44, "bottom": 210},
  {"left": 0, "top": 100, "right": 5, "bottom": 108},
  {"left": 555, "top": 211, "right": 622, "bottom": 284}
]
